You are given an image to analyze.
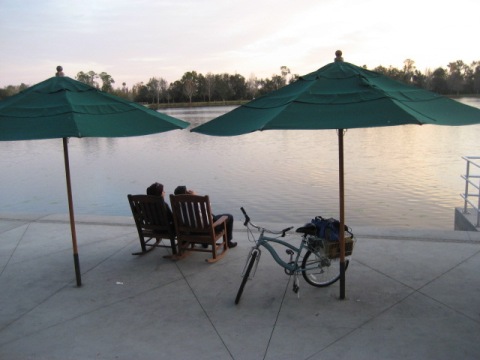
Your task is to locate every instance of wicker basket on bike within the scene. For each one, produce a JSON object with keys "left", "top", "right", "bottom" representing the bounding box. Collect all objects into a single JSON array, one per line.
[{"left": 298, "top": 216, "right": 355, "bottom": 259}]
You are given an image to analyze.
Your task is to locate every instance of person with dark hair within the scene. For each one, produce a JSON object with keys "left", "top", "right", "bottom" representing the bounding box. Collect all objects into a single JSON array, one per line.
[
  {"left": 174, "top": 185, "right": 237, "bottom": 248},
  {"left": 147, "top": 182, "right": 174, "bottom": 229},
  {"left": 147, "top": 182, "right": 165, "bottom": 197}
]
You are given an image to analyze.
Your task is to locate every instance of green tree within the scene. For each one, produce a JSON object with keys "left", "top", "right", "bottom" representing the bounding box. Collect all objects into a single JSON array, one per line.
[
  {"left": 181, "top": 71, "right": 200, "bottom": 103},
  {"left": 168, "top": 80, "right": 185, "bottom": 103},
  {"left": 204, "top": 72, "right": 215, "bottom": 102},
  {"left": 246, "top": 74, "right": 258, "bottom": 99},
  {"left": 184, "top": 79, "right": 196, "bottom": 103},
  {"left": 280, "top": 65, "right": 291, "bottom": 83},
  {"left": 146, "top": 77, "right": 169, "bottom": 104},
  {"left": 214, "top": 73, "right": 233, "bottom": 102},
  {"left": 289, "top": 74, "right": 300, "bottom": 84},
  {"left": 447, "top": 60, "right": 466, "bottom": 95},
  {"left": 158, "top": 77, "right": 169, "bottom": 103},
  {"left": 76, "top": 71, "right": 98, "bottom": 87},
  {"left": 373, "top": 65, "right": 388, "bottom": 74},
  {"left": 430, "top": 67, "right": 448, "bottom": 94},
  {"left": 98, "top": 72, "right": 115, "bottom": 93},
  {"left": 0, "top": 83, "right": 28, "bottom": 100},
  {"left": 229, "top": 73, "right": 247, "bottom": 100},
  {"left": 196, "top": 73, "right": 207, "bottom": 102},
  {"left": 471, "top": 61, "right": 480, "bottom": 94},
  {"left": 147, "top": 77, "right": 160, "bottom": 104},
  {"left": 260, "top": 74, "right": 285, "bottom": 94},
  {"left": 0, "top": 88, "right": 8, "bottom": 100},
  {"left": 412, "top": 69, "right": 427, "bottom": 88},
  {"left": 131, "top": 82, "right": 149, "bottom": 103},
  {"left": 402, "top": 59, "right": 415, "bottom": 84},
  {"left": 118, "top": 82, "right": 131, "bottom": 100}
]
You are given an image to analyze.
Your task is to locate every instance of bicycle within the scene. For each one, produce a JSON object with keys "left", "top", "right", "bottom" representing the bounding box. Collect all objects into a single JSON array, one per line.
[{"left": 235, "top": 207, "right": 354, "bottom": 304}]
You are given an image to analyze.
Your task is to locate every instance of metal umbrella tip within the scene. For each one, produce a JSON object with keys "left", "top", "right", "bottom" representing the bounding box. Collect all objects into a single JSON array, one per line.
[
  {"left": 334, "top": 50, "right": 344, "bottom": 62},
  {"left": 55, "top": 65, "right": 65, "bottom": 77}
]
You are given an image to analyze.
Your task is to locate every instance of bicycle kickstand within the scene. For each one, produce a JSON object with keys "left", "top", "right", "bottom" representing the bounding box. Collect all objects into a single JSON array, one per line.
[{"left": 293, "top": 274, "right": 300, "bottom": 298}]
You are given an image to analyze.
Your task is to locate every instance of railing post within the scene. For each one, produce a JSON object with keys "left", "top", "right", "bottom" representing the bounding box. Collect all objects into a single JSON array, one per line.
[
  {"left": 477, "top": 176, "right": 480, "bottom": 227},
  {"left": 463, "top": 160, "right": 470, "bottom": 213}
]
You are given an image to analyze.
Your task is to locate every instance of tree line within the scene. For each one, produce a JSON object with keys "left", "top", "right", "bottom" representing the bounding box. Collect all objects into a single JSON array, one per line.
[{"left": 1, "top": 60, "right": 479, "bottom": 104}]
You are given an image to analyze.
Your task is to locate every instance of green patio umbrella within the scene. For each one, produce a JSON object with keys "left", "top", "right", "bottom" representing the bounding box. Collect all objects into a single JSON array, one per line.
[
  {"left": 0, "top": 69, "right": 190, "bottom": 286},
  {"left": 192, "top": 51, "right": 480, "bottom": 299}
]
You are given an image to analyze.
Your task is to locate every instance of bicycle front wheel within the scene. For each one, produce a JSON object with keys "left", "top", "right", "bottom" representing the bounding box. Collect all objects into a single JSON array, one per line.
[
  {"left": 235, "top": 250, "right": 258, "bottom": 305},
  {"left": 301, "top": 250, "right": 349, "bottom": 287}
]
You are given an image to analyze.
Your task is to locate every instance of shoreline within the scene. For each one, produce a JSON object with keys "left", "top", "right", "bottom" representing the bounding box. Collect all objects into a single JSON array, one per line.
[{"left": 2, "top": 211, "right": 480, "bottom": 243}]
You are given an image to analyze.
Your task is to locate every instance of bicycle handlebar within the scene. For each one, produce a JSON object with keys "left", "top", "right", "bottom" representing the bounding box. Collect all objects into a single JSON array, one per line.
[
  {"left": 240, "top": 207, "right": 293, "bottom": 237},
  {"left": 240, "top": 207, "right": 250, "bottom": 226}
]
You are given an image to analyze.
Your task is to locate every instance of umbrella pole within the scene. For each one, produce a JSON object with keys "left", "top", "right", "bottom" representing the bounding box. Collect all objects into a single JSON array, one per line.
[
  {"left": 63, "top": 138, "right": 82, "bottom": 287},
  {"left": 338, "top": 129, "right": 346, "bottom": 299}
]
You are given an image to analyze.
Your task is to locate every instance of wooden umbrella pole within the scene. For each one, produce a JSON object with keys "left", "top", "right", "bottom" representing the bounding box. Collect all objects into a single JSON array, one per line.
[
  {"left": 63, "top": 137, "right": 82, "bottom": 287},
  {"left": 338, "top": 129, "right": 346, "bottom": 299}
]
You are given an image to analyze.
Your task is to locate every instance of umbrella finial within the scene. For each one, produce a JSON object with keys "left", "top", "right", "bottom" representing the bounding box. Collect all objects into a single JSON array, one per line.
[
  {"left": 55, "top": 65, "right": 65, "bottom": 77},
  {"left": 334, "top": 50, "right": 344, "bottom": 62}
]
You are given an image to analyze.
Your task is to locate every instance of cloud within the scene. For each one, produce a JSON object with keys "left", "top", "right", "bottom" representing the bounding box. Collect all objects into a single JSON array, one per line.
[{"left": 0, "top": 0, "right": 479, "bottom": 87}]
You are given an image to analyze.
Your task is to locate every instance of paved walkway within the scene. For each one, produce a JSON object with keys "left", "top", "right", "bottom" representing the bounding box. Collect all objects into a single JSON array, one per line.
[{"left": 1, "top": 213, "right": 479, "bottom": 360}]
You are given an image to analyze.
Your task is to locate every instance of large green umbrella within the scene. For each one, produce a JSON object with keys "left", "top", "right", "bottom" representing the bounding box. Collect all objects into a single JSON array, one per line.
[
  {"left": 192, "top": 51, "right": 480, "bottom": 299},
  {"left": 0, "top": 71, "right": 189, "bottom": 286}
]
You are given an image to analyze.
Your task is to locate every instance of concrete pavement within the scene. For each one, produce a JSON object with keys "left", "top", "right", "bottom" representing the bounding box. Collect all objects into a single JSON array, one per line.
[{"left": 1, "top": 213, "right": 479, "bottom": 360}]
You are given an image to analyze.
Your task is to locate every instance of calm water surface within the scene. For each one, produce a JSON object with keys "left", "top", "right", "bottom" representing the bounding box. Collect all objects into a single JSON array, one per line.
[{"left": 1, "top": 98, "right": 479, "bottom": 230}]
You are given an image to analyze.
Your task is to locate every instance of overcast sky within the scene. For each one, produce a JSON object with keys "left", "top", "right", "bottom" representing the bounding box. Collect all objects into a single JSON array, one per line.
[{"left": 1, "top": 0, "right": 479, "bottom": 88}]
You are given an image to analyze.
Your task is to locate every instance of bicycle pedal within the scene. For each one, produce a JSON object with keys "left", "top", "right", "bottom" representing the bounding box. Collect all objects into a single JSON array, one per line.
[{"left": 293, "top": 284, "right": 299, "bottom": 293}]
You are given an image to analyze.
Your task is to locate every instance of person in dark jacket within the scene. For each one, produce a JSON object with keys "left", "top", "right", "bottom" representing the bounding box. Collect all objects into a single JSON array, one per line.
[
  {"left": 146, "top": 182, "right": 174, "bottom": 230},
  {"left": 174, "top": 185, "right": 237, "bottom": 248}
]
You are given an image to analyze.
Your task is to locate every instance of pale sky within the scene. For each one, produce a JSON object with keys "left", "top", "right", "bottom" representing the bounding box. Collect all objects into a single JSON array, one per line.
[{"left": 1, "top": 0, "right": 479, "bottom": 88}]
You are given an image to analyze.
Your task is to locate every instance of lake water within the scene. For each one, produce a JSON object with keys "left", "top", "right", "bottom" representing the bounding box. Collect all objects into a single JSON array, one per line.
[{"left": 1, "top": 98, "right": 479, "bottom": 230}]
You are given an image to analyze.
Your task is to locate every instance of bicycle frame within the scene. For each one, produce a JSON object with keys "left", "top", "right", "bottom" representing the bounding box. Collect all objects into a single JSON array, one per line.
[
  {"left": 253, "top": 232, "right": 303, "bottom": 272},
  {"left": 244, "top": 226, "right": 323, "bottom": 279}
]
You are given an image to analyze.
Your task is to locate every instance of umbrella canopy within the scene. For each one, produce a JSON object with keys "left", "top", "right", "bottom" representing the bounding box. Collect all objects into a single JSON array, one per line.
[
  {"left": 0, "top": 71, "right": 190, "bottom": 286},
  {"left": 193, "top": 56, "right": 480, "bottom": 136},
  {"left": 192, "top": 51, "right": 480, "bottom": 299},
  {"left": 0, "top": 75, "right": 188, "bottom": 140}
]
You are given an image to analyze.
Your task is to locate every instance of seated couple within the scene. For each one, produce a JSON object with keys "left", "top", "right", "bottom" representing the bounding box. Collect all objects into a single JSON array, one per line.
[{"left": 146, "top": 182, "right": 237, "bottom": 248}]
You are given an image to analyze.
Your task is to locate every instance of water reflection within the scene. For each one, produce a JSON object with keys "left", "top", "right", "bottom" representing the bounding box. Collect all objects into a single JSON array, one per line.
[{"left": 0, "top": 99, "right": 479, "bottom": 229}]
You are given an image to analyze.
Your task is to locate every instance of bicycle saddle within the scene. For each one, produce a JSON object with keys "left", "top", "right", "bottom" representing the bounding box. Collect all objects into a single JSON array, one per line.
[{"left": 295, "top": 223, "right": 317, "bottom": 235}]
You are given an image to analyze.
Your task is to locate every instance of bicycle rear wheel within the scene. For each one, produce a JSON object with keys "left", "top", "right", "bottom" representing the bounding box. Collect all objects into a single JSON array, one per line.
[
  {"left": 235, "top": 250, "right": 258, "bottom": 304},
  {"left": 301, "top": 250, "right": 349, "bottom": 287}
]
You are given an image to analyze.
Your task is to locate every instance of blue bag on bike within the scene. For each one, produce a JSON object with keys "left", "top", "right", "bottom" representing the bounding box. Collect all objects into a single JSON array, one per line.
[{"left": 311, "top": 216, "right": 350, "bottom": 241}]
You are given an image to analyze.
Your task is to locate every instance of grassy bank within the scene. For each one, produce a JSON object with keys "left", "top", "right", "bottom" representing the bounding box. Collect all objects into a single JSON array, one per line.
[
  {"left": 145, "top": 94, "right": 479, "bottom": 110},
  {"left": 148, "top": 100, "right": 249, "bottom": 110}
]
